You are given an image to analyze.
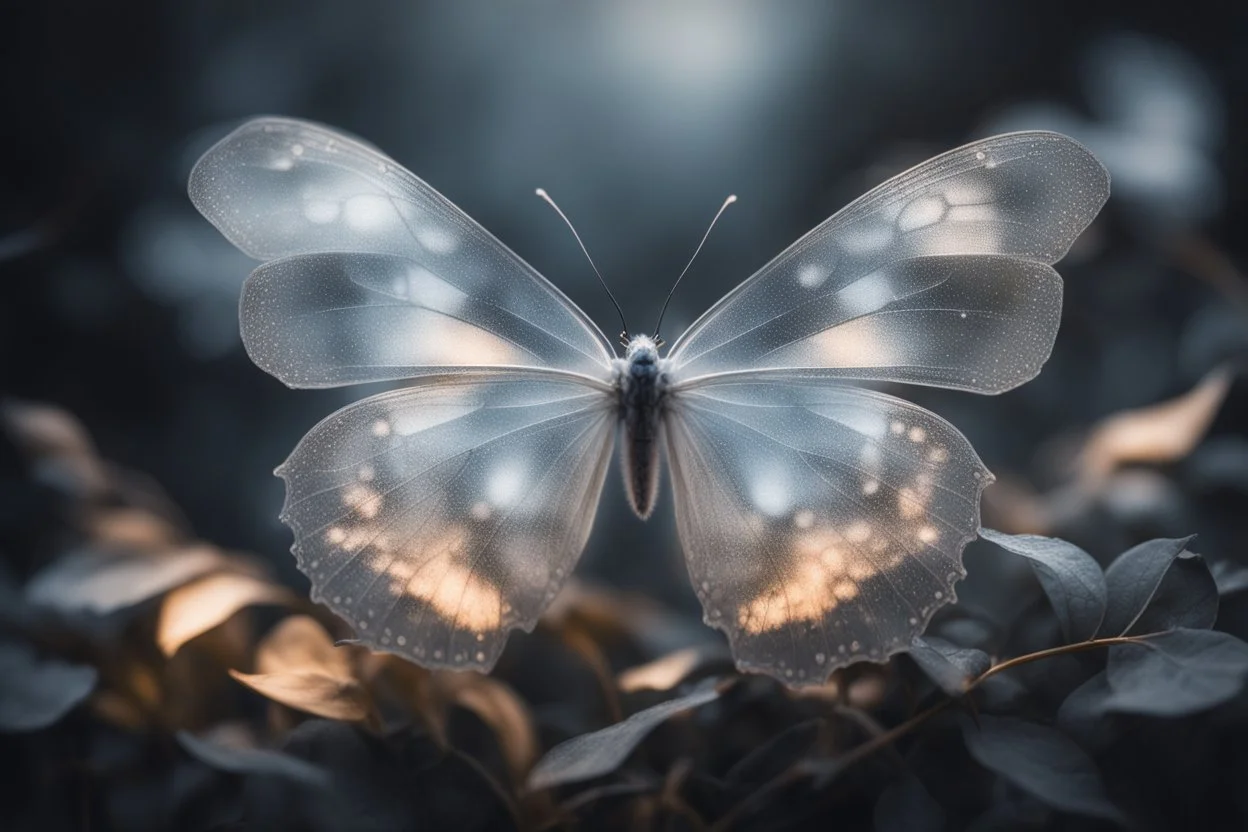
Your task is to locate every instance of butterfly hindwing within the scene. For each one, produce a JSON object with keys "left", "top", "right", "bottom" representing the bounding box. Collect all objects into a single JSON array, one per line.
[
  {"left": 278, "top": 372, "right": 615, "bottom": 671},
  {"left": 664, "top": 377, "right": 992, "bottom": 683}
]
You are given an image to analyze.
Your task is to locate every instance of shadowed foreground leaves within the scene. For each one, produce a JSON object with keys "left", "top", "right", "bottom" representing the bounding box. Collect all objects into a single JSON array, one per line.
[{"left": 6, "top": 402, "right": 1248, "bottom": 830}]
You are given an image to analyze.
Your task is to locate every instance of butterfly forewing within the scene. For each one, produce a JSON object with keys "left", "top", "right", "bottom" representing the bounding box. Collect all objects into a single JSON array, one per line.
[
  {"left": 278, "top": 373, "right": 615, "bottom": 671},
  {"left": 668, "top": 132, "right": 1109, "bottom": 391},
  {"left": 664, "top": 378, "right": 992, "bottom": 683},
  {"left": 190, "top": 117, "right": 613, "bottom": 383}
]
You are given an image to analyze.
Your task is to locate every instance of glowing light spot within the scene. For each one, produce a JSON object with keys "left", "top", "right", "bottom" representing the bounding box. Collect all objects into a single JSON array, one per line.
[
  {"left": 891, "top": 421, "right": 906, "bottom": 435},
  {"left": 470, "top": 501, "right": 492, "bottom": 521},
  {"left": 475, "top": 650, "right": 486, "bottom": 662},
  {"left": 416, "top": 227, "right": 458, "bottom": 253},
  {"left": 327, "top": 527, "right": 346, "bottom": 545},
  {"left": 851, "top": 640, "right": 861, "bottom": 651},
  {"left": 343, "top": 483, "right": 383, "bottom": 519},
  {"left": 372, "top": 419, "right": 391, "bottom": 437},
  {"left": 862, "top": 479, "right": 880, "bottom": 496},
  {"left": 975, "top": 150, "right": 986, "bottom": 161},
  {"left": 750, "top": 469, "right": 791, "bottom": 516},
  {"left": 797, "top": 264, "right": 828, "bottom": 288},
  {"left": 397, "top": 635, "right": 406, "bottom": 646},
  {"left": 908, "top": 426, "right": 927, "bottom": 443},
  {"left": 897, "top": 195, "right": 947, "bottom": 233},
  {"left": 918, "top": 526, "right": 939, "bottom": 544},
  {"left": 845, "top": 521, "right": 872, "bottom": 543},
  {"left": 929, "top": 446, "right": 949, "bottom": 463},
  {"left": 815, "top": 652, "right": 826, "bottom": 665},
  {"left": 344, "top": 194, "right": 395, "bottom": 231},
  {"left": 793, "top": 509, "right": 815, "bottom": 529},
  {"left": 271, "top": 156, "right": 294, "bottom": 171},
  {"left": 487, "top": 463, "right": 525, "bottom": 507},
  {"left": 304, "top": 200, "right": 339, "bottom": 224},
  {"left": 291, "top": 143, "right": 304, "bottom": 156}
]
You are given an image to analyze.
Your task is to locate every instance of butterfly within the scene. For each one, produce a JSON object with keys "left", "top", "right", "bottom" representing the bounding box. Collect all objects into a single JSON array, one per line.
[{"left": 189, "top": 118, "right": 1108, "bottom": 685}]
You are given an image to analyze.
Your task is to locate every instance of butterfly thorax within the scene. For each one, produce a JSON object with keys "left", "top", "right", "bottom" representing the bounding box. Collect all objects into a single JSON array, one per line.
[{"left": 614, "top": 335, "right": 669, "bottom": 519}]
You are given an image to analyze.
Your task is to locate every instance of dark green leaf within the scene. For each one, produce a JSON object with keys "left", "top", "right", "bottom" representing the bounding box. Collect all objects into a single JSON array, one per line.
[
  {"left": 178, "top": 730, "right": 330, "bottom": 787},
  {"left": 908, "top": 637, "right": 991, "bottom": 696},
  {"left": 0, "top": 643, "right": 98, "bottom": 731},
  {"left": 874, "top": 773, "right": 945, "bottom": 832},
  {"left": 960, "top": 714, "right": 1123, "bottom": 824},
  {"left": 1098, "top": 536, "right": 1196, "bottom": 636},
  {"left": 1128, "top": 552, "right": 1217, "bottom": 634},
  {"left": 979, "top": 529, "right": 1106, "bottom": 642},
  {"left": 1105, "top": 629, "right": 1248, "bottom": 716},
  {"left": 527, "top": 680, "right": 720, "bottom": 790}
]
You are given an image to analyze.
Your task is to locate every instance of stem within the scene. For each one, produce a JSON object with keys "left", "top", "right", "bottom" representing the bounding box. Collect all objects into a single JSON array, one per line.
[{"left": 710, "top": 633, "right": 1155, "bottom": 831}]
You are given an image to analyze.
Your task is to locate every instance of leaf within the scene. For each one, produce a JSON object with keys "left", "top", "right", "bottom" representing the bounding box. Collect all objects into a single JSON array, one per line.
[
  {"left": 874, "top": 774, "right": 945, "bottom": 832},
  {"left": 1077, "top": 366, "right": 1231, "bottom": 481},
  {"left": 960, "top": 714, "right": 1123, "bottom": 824},
  {"left": 25, "top": 544, "right": 229, "bottom": 615},
  {"left": 0, "top": 643, "right": 98, "bottom": 731},
  {"left": 527, "top": 680, "right": 721, "bottom": 791},
  {"left": 617, "top": 645, "right": 731, "bottom": 693},
  {"left": 434, "top": 673, "right": 539, "bottom": 782},
  {"left": 979, "top": 529, "right": 1106, "bottom": 642},
  {"left": 1127, "top": 552, "right": 1218, "bottom": 634},
  {"left": 1104, "top": 629, "right": 1248, "bottom": 716},
  {"left": 1098, "top": 536, "right": 1197, "bottom": 636},
  {"left": 158, "top": 571, "right": 294, "bottom": 656},
  {"left": 229, "top": 615, "right": 371, "bottom": 722},
  {"left": 1210, "top": 560, "right": 1248, "bottom": 596},
  {"left": 2, "top": 400, "right": 109, "bottom": 497},
  {"left": 177, "top": 729, "right": 330, "bottom": 786},
  {"left": 229, "top": 670, "right": 372, "bottom": 722},
  {"left": 908, "top": 637, "right": 991, "bottom": 696},
  {"left": 1056, "top": 671, "right": 1113, "bottom": 740}
]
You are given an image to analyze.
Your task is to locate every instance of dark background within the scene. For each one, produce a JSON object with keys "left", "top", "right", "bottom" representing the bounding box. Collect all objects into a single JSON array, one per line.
[{"left": 3, "top": 1, "right": 1248, "bottom": 829}]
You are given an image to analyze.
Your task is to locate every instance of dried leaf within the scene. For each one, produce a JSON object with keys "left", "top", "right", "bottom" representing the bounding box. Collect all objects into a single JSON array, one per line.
[
  {"left": 178, "top": 728, "right": 330, "bottom": 786},
  {"left": 255, "top": 615, "right": 356, "bottom": 679},
  {"left": 979, "top": 529, "right": 1107, "bottom": 642},
  {"left": 1077, "top": 367, "right": 1231, "bottom": 481},
  {"left": 158, "top": 571, "right": 294, "bottom": 656},
  {"left": 528, "top": 680, "right": 721, "bottom": 791},
  {"left": 87, "top": 508, "right": 183, "bottom": 551},
  {"left": 230, "top": 615, "right": 371, "bottom": 722},
  {"left": 0, "top": 643, "right": 98, "bottom": 731},
  {"left": 618, "top": 647, "right": 706, "bottom": 693},
  {"left": 435, "top": 673, "right": 539, "bottom": 781},
  {"left": 25, "top": 544, "right": 228, "bottom": 615},
  {"left": 229, "top": 669, "right": 371, "bottom": 722}
]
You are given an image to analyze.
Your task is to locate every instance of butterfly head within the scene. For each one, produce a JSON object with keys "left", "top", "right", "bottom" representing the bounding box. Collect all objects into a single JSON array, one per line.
[{"left": 624, "top": 334, "right": 661, "bottom": 364}]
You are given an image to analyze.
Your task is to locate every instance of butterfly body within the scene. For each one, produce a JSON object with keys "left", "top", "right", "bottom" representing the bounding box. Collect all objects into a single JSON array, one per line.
[
  {"left": 189, "top": 117, "right": 1108, "bottom": 685},
  {"left": 615, "top": 335, "right": 668, "bottom": 519}
]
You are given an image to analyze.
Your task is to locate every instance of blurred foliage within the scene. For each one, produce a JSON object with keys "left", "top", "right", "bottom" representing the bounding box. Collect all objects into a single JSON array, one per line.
[{"left": 4, "top": 393, "right": 1248, "bottom": 830}]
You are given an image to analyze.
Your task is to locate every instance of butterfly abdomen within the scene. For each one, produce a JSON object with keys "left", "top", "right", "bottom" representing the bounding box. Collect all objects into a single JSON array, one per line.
[{"left": 617, "top": 336, "right": 667, "bottom": 519}]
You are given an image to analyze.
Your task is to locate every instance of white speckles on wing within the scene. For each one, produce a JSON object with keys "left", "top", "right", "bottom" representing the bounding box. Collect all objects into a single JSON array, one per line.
[
  {"left": 664, "top": 379, "right": 992, "bottom": 684},
  {"left": 668, "top": 132, "right": 1110, "bottom": 393},
  {"left": 278, "top": 374, "right": 615, "bottom": 671},
  {"left": 188, "top": 117, "right": 613, "bottom": 382}
]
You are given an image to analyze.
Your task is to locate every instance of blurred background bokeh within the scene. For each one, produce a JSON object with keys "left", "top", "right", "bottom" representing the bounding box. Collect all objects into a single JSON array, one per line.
[{"left": 4, "top": 2, "right": 1248, "bottom": 828}]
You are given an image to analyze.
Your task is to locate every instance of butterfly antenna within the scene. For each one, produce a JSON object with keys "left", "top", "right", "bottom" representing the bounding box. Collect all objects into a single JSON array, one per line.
[
  {"left": 535, "top": 187, "right": 629, "bottom": 339},
  {"left": 653, "top": 194, "right": 737, "bottom": 340}
]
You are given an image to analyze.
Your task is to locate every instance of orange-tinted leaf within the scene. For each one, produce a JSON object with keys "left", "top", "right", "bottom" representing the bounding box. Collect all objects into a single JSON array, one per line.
[
  {"left": 618, "top": 648, "right": 704, "bottom": 693},
  {"left": 228, "top": 669, "right": 371, "bottom": 721},
  {"left": 436, "top": 673, "right": 538, "bottom": 781},
  {"left": 255, "top": 615, "right": 355, "bottom": 679},
  {"left": 1078, "top": 367, "right": 1231, "bottom": 481},
  {"left": 158, "top": 572, "right": 294, "bottom": 656}
]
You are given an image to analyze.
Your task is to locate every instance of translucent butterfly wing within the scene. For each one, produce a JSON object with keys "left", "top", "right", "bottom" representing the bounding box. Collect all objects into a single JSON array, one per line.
[
  {"left": 189, "top": 117, "right": 613, "bottom": 384},
  {"left": 668, "top": 132, "right": 1109, "bottom": 392},
  {"left": 664, "top": 377, "right": 991, "bottom": 683},
  {"left": 279, "top": 373, "right": 615, "bottom": 670}
]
